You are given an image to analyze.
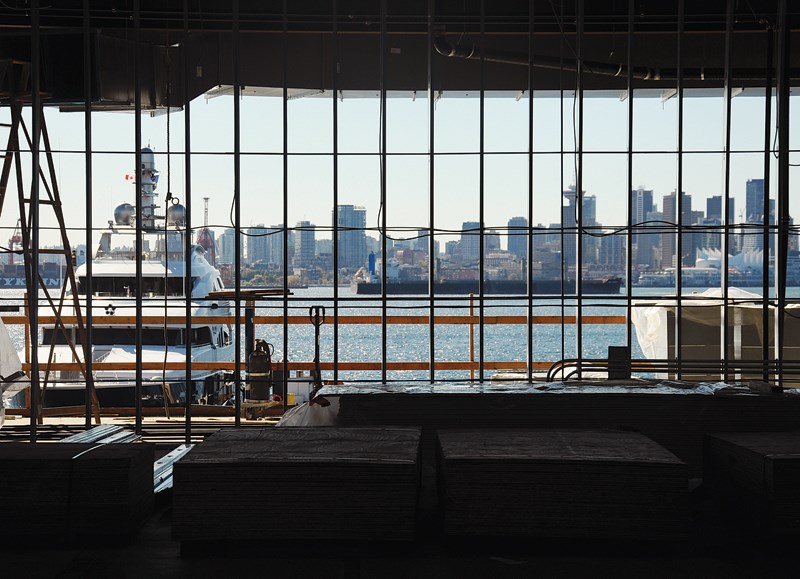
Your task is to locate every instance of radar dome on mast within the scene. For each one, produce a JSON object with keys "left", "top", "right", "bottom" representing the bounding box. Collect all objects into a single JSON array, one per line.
[
  {"left": 167, "top": 203, "right": 186, "bottom": 227},
  {"left": 114, "top": 203, "right": 134, "bottom": 225}
]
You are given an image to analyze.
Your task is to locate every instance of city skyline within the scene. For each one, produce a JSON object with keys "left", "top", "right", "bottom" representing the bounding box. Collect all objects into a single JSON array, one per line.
[{"left": 2, "top": 90, "right": 796, "bottom": 253}]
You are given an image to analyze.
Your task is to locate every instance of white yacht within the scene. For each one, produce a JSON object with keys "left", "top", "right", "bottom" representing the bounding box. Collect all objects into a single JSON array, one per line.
[{"left": 7, "top": 148, "right": 234, "bottom": 409}]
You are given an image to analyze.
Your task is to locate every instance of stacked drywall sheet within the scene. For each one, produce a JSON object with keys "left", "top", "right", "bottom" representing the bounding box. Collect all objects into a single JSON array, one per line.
[
  {"left": 438, "top": 429, "right": 688, "bottom": 540},
  {"left": 705, "top": 432, "right": 800, "bottom": 534},
  {"left": 173, "top": 427, "right": 421, "bottom": 544}
]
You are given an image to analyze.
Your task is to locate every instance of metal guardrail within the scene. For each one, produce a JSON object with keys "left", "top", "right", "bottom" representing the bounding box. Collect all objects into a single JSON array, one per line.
[
  {"left": 153, "top": 443, "right": 194, "bottom": 494},
  {"left": 59, "top": 424, "right": 139, "bottom": 444}
]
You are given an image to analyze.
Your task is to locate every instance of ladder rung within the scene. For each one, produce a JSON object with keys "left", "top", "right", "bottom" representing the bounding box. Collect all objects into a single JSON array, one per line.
[
  {"left": 22, "top": 198, "right": 56, "bottom": 205},
  {"left": 0, "top": 123, "right": 12, "bottom": 127},
  {"left": 38, "top": 248, "right": 70, "bottom": 255}
]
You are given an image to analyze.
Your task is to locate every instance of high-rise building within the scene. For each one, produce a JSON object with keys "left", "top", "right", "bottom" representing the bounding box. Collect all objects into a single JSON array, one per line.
[
  {"left": 485, "top": 229, "right": 501, "bottom": 252},
  {"left": 218, "top": 228, "right": 237, "bottom": 265},
  {"left": 599, "top": 233, "right": 625, "bottom": 267},
  {"left": 746, "top": 178, "right": 765, "bottom": 223},
  {"left": 262, "top": 225, "right": 285, "bottom": 268},
  {"left": 460, "top": 221, "right": 481, "bottom": 266},
  {"left": 246, "top": 224, "right": 270, "bottom": 265},
  {"left": 507, "top": 216, "right": 528, "bottom": 260},
  {"left": 631, "top": 187, "right": 654, "bottom": 268},
  {"left": 295, "top": 220, "right": 315, "bottom": 268},
  {"left": 706, "top": 195, "right": 735, "bottom": 223},
  {"left": 661, "top": 192, "right": 694, "bottom": 267},
  {"left": 335, "top": 205, "right": 367, "bottom": 270},
  {"left": 414, "top": 229, "right": 430, "bottom": 253},
  {"left": 561, "top": 186, "right": 596, "bottom": 269}
]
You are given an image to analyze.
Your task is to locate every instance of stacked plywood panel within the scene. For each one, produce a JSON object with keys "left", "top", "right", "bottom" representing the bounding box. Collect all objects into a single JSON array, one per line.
[
  {"left": 705, "top": 432, "right": 800, "bottom": 534},
  {"left": 172, "top": 427, "right": 421, "bottom": 544},
  {"left": 0, "top": 443, "right": 154, "bottom": 543},
  {"left": 69, "top": 444, "right": 155, "bottom": 540},
  {"left": 331, "top": 386, "right": 800, "bottom": 476},
  {"left": 437, "top": 430, "right": 687, "bottom": 540}
]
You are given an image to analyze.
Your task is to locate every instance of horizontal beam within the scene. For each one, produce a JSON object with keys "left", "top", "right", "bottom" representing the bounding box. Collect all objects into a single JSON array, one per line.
[{"left": 3, "top": 314, "right": 627, "bottom": 325}]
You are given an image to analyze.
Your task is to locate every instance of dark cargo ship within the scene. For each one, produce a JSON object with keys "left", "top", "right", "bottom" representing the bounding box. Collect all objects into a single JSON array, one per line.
[
  {"left": 351, "top": 277, "right": 622, "bottom": 295},
  {"left": 0, "top": 263, "right": 62, "bottom": 288}
]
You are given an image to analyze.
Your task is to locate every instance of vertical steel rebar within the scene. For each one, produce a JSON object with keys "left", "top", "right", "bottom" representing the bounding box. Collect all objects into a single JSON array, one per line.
[
  {"left": 183, "top": 0, "right": 193, "bottom": 442},
  {"left": 776, "top": 0, "right": 790, "bottom": 388},
  {"left": 526, "top": 0, "right": 534, "bottom": 383},
  {"left": 83, "top": 0, "right": 93, "bottom": 429},
  {"left": 134, "top": 0, "right": 143, "bottom": 435},
  {"left": 575, "top": 0, "right": 583, "bottom": 378},
  {"left": 721, "top": 0, "right": 734, "bottom": 382},
  {"left": 282, "top": 0, "right": 289, "bottom": 407},
  {"left": 676, "top": 0, "right": 684, "bottom": 380},
  {"left": 233, "top": 0, "right": 242, "bottom": 425},
  {"left": 380, "top": 0, "right": 388, "bottom": 384},
  {"left": 625, "top": 0, "right": 634, "bottom": 369},
  {"left": 30, "top": 0, "right": 41, "bottom": 441},
  {"left": 428, "top": 0, "right": 436, "bottom": 383},
  {"left": 762, "top": 26, "right": 774, "bottom": 382},
  {"left": 332, "top": 0, "right": 339, "bottom": 385},
  {"left": 478, "top": 0, "right": 485, "bottom": 383}
]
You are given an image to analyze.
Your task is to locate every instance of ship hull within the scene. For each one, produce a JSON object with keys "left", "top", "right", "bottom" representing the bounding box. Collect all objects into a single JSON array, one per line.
[{"left": 351, "top": 278, "right": 622, "bottom": 295}]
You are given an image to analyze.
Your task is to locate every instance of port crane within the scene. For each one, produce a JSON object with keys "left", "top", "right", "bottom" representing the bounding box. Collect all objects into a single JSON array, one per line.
[{"left": 7, "top": 219, "right": 21, "bottom": 265}]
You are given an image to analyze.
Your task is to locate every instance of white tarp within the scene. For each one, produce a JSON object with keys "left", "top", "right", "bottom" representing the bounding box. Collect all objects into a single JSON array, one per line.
[
  {"left": 631, "top": 288, "right": 797, "bottom": 379},
  {"left": 0, "top": 317, "right": 23, "bottom": 429},
  {"left": 633, "top": 288, "right": 763, "bottom": 360},
  {"left": 0, "top": 317, "right": 21, "bottom": 380}
]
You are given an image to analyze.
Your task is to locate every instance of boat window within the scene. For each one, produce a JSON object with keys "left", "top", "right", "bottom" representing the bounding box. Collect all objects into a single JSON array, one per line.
[
  {"left": 43, "top": 328, "right": 185, "bottom": 346},
  {"left": 191, "top": 327, "right": 213, "bottom": 345},
  {"left": 76, "top": 276, "right": 185, "bottom": 296}
]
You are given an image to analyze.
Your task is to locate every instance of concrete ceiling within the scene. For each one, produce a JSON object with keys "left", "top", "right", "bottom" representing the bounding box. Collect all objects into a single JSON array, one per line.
[{"left": 0, "top": 0, "right": 797, "bottom": 109}]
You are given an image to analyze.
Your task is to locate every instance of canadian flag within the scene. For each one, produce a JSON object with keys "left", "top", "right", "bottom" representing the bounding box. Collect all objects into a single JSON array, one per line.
[{"left": 124, "top": 174, "right": 136, "bottom": 182}]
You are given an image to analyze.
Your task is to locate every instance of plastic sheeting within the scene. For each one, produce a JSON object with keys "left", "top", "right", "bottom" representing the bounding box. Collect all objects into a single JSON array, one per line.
[
  {"left": 630, "top": 288, "right": 792, "bottom": 379},
  {"left": 0, "top": 317, "right": 22, "bottom": 428},
  {"left": 0, "top": 317, "right": 21, "bottom": 381}
]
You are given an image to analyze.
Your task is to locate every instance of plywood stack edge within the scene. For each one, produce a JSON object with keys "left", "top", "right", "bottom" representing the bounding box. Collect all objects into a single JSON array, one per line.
[
  {"left": 438, "top": 429, "right": 688, "bottom": 540},
  {"left": 705, "top": 432, "right": 800, "bottom": 534},
  {"left": 172, "top": 427, "right": 421, "bottom": 545},
  {"left": 0, "top": 442, "right": 154, "bottom": 543}
]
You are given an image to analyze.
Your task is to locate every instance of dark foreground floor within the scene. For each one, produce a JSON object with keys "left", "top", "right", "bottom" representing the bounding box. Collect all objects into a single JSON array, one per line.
[{"left": 4, "top": 502, "right": 800, "bottom": 579}]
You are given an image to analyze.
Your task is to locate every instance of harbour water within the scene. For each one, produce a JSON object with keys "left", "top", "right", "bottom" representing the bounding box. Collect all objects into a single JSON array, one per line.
[{"left": 3, "top": 286, "right": 798, "bottom": 383}]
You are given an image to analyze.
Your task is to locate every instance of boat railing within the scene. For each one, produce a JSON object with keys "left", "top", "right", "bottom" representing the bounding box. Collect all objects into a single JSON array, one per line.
[
  {"left": 4, "top": 312, "right": 796, "bottom": 383},
  {"left": 2, "top": 312, "right": 625, "bottom": 375}
]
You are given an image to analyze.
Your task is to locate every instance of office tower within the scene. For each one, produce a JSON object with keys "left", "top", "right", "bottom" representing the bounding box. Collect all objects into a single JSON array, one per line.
[
  {"left": 599, "top": 233, "right": 625, "bottom": 267},
  {"left": 631, "top": 187, "right": 654, "bottom": 268},
  {"left": 460, "top": 221, "right": 481, "bottom": 266},
  {"left": 562, "top": 186, "right": 596, "bottom": 269},
  {"left": 262, "top": 225, "right": 285, "bottom": 268},
  {"left": 631, "top": 188, "right": 654, "bottom": 225},
  {"left": 507, "top": 216, "right": 528, "bottom": 260},
  {"left": 485, "top": 229, "right": 501, "bottom": 252},
  {"left": 335, "top": 205, "right": 367, "bottom": 270},
  {"left": 218, "top": 228, "right": 235, "bottom": 265},
  {"left": 295, "top": 221, "right": 316, "bottom": 268},
  {"left": 706, "top": 195, "right": 735, "bottom": 223},
  {"left": 661, "top": 192, "right": 694, "bottom": 267},
  {"left": 246, "top": 224, "right": 270, "bottom": 265},
  {"left": 746, "top": 178, "right": 765, "bottom": 223}
]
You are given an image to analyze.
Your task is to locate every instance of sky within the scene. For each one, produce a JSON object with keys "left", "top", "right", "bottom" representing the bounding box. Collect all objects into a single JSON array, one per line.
[{"left": 1, "top": 88, "right": 798, "bottom": 251}]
